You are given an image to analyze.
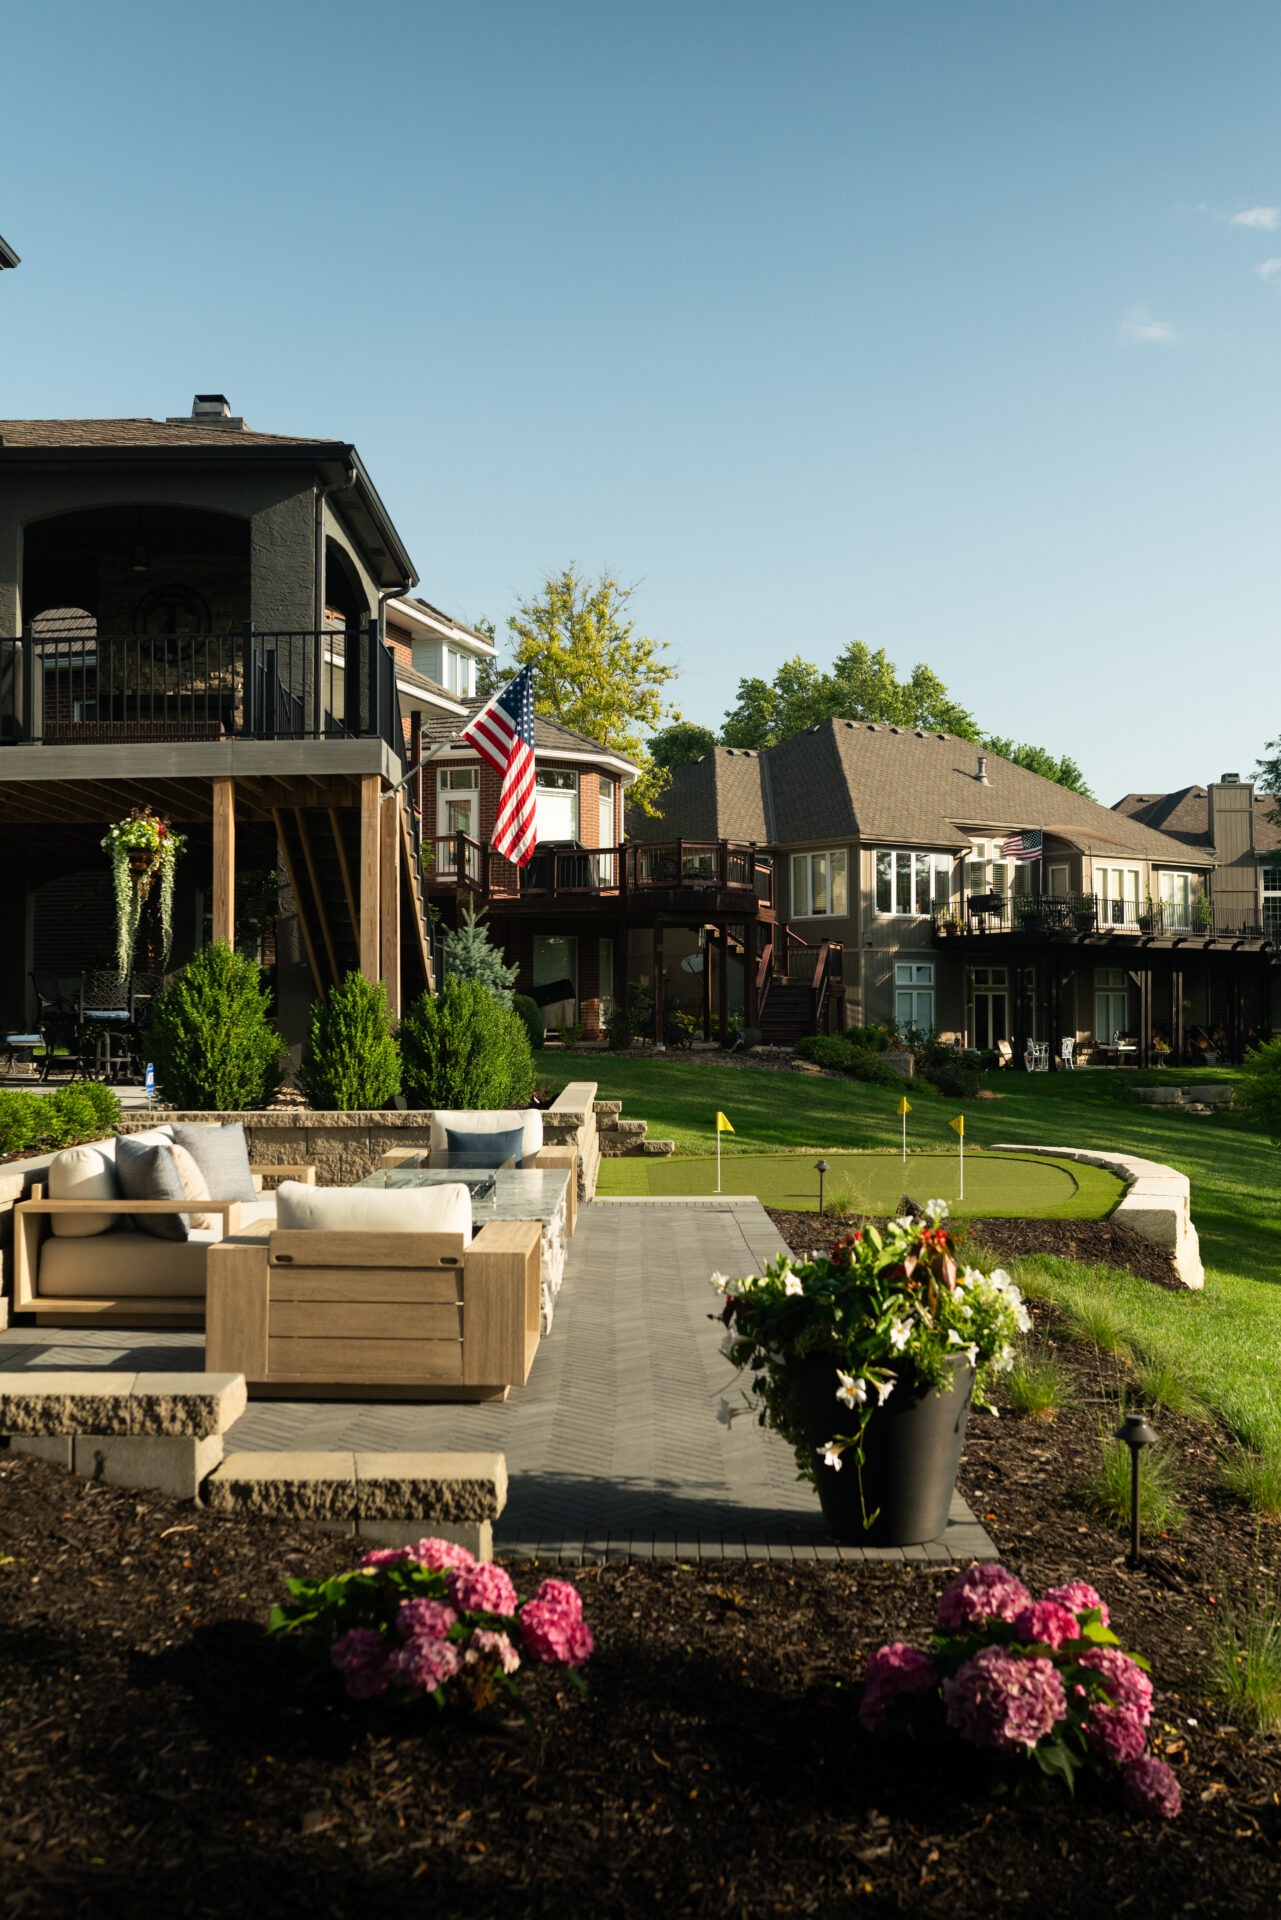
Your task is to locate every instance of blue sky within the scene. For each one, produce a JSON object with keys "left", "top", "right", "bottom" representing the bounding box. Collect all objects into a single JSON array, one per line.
[{"left": 3, "top": 0, "right": 1278, "bottom": 803}]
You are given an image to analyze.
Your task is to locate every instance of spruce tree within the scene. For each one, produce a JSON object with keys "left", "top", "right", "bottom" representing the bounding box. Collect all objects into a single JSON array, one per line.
[{"left": 443, "top": 905, "right": 519, "bottom": 1006}]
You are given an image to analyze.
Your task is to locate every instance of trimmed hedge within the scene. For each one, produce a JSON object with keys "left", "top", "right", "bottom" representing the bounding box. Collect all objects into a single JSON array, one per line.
[
  {"left": 399, "top": 978, "right": 535, "bottom": 1111},
  {"left": 303, "top": 973, "right": 402, "bottom": 1110},
  {"left": 0, "top": 1082, "right": 123, "bottom": 1163},
  {"left": 146, "top": 944, "right": 287, "bottom": 1110},
  {"left": 795, "top": 1033, "right": 906, "bottom": 1089}
]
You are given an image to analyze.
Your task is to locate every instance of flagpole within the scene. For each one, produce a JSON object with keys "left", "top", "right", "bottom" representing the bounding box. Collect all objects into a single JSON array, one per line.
[
  {"left": 902, "top": 1103, "right": 907, "bottom": 1163},
  {"left": 716, "top": 1113, "right": 721, "bottom": 1195},
  {"left": 960, "top": 1128, "right": 965, "bottom": 1202}
]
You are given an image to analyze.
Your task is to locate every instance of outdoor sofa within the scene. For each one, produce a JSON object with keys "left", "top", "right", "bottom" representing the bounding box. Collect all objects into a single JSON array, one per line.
[
  {"left": 380, "top": 1107, "right": 579, "bottom": 1233},
  {"left": 12, "top": 1123, "right": 315, "bottom": 1327},
  {"left": 204, "top": 1180, "right": 541, "bottom": 1401}
]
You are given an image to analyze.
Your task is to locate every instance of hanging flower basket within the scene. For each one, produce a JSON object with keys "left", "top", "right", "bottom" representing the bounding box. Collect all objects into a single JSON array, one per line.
[{"left": 101, "top": 806, "right": 187, "bottom": 977}]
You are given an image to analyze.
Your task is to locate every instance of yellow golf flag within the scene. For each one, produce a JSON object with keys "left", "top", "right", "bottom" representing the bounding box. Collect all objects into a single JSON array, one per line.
[
  {"left": 898, "top": 1096, "right": 911, "bottom": 1116},
  {"left": 716, "top": 1111, "right": 734, "bottom": 1134},
  {"left": 949, "top": 1114, "right": 965, "bottom": 1137}
]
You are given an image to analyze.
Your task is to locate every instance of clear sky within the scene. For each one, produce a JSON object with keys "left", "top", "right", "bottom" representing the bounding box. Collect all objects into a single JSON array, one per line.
[{"left": 3, "top": 0, "right": 1278, "bottom": 804}]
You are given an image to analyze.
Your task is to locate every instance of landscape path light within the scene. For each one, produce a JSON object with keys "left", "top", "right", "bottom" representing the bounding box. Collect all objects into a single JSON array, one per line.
[
  {"left": 814, "top": 1158, "right": 829, "bottom": 1217},
  {"left": 1114, "top": 1410, "right": 1159, "bottom": 1567}
]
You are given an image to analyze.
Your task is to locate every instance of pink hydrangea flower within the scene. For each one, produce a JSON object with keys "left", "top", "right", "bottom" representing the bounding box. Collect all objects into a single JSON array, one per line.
[
  {"left": 1012, "top": 1601, "right": 1081, "bottom": 1651},
  {"left": 519, "top": 1600, "right": 595, "bottom": 1667},
  {"left": 467, "top": 1629, "right": 521, "bottom": 1675},
  {"left": 943, "top": 1646, "right": 1067, "bottom": 1752},
  {"left": 331, "top": 1627, "right": 391, "bottom": 1701},
  {"left": 1043, "top": 1579, "right": 1109, "bottom": 1627},
  {"left": 530, "top": 1578, "right": 584, "bottom": 1623},
  {"left": 859, "top": 1642, "right": 938, "bottom": 1734},
  {"left": 1079, "top": 1647, "right": 1153, "bottom": 1724},
  {"left": 446, "top": 1561, "right": 518, "bottom": 1617},
  {"left": 386, "top": 1634, "right": 464, "bottom": 1694},
  {"left": 937, "top": 1564, "right": 1032, "bottom": 1633},
  {"left": 396, "top": 1598, "right": 457, "bottom": 1641},
  {"left": 1085, "top": 1702, "right": 1148, "bottom": 1766},
  {"left": 1122, "top": 1754, "right": 1182, "bottom": 1819},
  {"left": 357, "top": 1545, "right": 419, "bottom": 1571},
  {"left": 414, "top": 1539, "right": 476, "bottom": 1571}
]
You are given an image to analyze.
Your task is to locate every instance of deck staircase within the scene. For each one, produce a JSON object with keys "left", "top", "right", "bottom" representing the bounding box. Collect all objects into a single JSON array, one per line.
[{"left": 274, "top": 790, "right": 433, "bottom": 1002}]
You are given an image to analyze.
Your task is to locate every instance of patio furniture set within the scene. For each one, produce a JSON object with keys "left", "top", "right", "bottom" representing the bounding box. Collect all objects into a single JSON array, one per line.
[
  {"left": 11, "top": 1108, "right": 577, "bottom": 1403},
  {"left": 2, "top": 970, "right": 164, "bottom": 1083}
]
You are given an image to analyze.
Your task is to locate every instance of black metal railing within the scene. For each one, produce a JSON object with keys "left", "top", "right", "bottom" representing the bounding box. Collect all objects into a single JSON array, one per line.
[
  {"left": 0, "top": 619, "right": 405, "bottom": 767},
  {"left": 423, "top": 835, "right": 770, "bottom": 905},
  {"left": 933, "top": 894, "right": 1275, "bottom": 943}
]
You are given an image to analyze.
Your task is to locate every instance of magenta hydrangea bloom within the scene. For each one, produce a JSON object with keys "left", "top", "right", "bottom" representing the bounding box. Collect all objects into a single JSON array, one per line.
[
  {"left": 414, "top": 1539, "right": 476, "bottom": 1572},
  {"left": 1012, "top": 1601, "right": 1081, "bottom": 1651},
  {"left": 467, "top": 1628, "right": 521, "bottom": 1675},
  {"left": 386, "top": 1634, "right": 464, "bottom": 1695},
  {"left": 937, "top": 1564, "right": 1032, "bottom": 1633},
  {"left": 1079, "top": 1647, "right": 1153, "bottom": 1724},
  {"left": 859, "top": 1642, "right": 938, "bottom": 1735},
  {"left": 943, "top": 1646, "right": 1067, "bottom": 1752},
  {"left": 396, "top": 1598, "right": 457, "bottom": 1641},
  {"left": 446, "top": 1560, "right": 519, "bottom": 1617},
  {"left": 331, "top": 1627, "right": 391, "bottom": 1701},
  {"left": 357, "top": 1545, "right": 419, "bottom": 1571},
  {"left": 530, "top": 1578, "right": 584, "bottom": 1623},
  {"left": 1043, "top": 1580, "right": 1109, "bottom": 1628},
  {"left": 1122, "top": 1754, "right": 1182, "bottom": 1819},
  {"left": 519, "top": 1600, "right": 595, "bottom": 1667},
  {"left": 1085, "top": 1702, "right": 1148, "bottom": 1766}
]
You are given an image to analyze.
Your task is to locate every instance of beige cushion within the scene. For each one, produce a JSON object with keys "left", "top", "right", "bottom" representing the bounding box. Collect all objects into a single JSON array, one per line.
[
  {"left": 274, "top": 1180, "right": 472, "bottom": 1245},
  {"left": 429, "top": 1109, "right": 543, "bottom": 1163},
  {"left": 38, "top": 1227, "right": 221, "bottom": 1298},
  {"left": 48, "top": 1144, "right": 121, "bottom": 1237},
  {"left": 168, "top": 1140, "right": 214, "bottom": 1231}
]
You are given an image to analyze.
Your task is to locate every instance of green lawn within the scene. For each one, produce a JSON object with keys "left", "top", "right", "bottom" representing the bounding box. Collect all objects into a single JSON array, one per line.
[
  {"left": 597, "top": 1148, "right": 1125, "bottom": 1218},
  {"left": 543, "top": 1054, "right": 1281, "bottom": 1456}
]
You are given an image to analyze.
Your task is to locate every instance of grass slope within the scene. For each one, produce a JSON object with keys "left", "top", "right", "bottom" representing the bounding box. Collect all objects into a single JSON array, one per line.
[{"left": 544, "top": 1056, "right": 1281, "bottom": 1453}]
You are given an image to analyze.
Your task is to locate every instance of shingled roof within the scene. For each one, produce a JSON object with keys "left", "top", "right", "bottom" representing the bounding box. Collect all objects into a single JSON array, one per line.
[
  {"left": 421, "top": 703, "right": 640, "bottom": 774},
  {"left": 639, "top": 722, "right": 1214, "bottom": 864},
  {"left": 1114, "top": 785, "right": 1281, "bottom": 856},
  {"left": 0, "top": 419, "right": 328, "bottom": 449}
]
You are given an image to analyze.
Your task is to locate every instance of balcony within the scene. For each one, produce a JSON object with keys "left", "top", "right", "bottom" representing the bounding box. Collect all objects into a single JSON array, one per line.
[
  {"left": 0, "top": 624, "right": 405, "bottom": 762},
  {"left": 934, "top": 894, "right": 1278, "bottom": 949},
  {"left": 424, "top": 834, "right": 774, "bottom": 914}
]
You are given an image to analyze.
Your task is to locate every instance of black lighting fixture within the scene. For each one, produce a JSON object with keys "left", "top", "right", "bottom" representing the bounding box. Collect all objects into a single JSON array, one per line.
[
  {"left": 1114, "top": 1410, "right": 1158, "bottom": 1566},
  {"left": 815, "top": 1157, "right": 829, "bottom": 1216}
]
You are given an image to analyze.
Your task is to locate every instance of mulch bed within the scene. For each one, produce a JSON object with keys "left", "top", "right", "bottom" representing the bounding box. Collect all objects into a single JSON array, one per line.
[
  {"left": 765, "top": 1209, "right": 1184, "bottom": 1290},
  {"left": 3, "top": 1297, "right": 1279, "bottom": 1914}
]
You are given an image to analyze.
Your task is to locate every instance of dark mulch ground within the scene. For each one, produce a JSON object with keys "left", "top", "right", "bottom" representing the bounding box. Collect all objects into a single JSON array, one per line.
[
  {"left": 765, "top": 1209, "right": 1184, "bottom": 1290},
  {"left": 3, "top": 1294, "right": 1279, "bottom": 1915}
]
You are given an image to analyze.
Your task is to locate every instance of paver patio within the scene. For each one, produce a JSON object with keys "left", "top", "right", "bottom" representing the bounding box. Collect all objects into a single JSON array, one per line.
[{"left": 0, "top": 1198, "right": 995, "bottom": 1564}]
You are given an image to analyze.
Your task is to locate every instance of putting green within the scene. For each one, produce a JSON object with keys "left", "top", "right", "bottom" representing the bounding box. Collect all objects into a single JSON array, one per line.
[{"left": 594, "top": 1149, "right": 1124, "bottom": 1219}]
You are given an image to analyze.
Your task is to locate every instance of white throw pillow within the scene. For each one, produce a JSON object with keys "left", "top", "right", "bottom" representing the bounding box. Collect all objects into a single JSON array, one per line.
[
  {"left": 273, "top": 1180, "right": 472, "bottom": 1245},
  {"left": 167, "top": 1140, "right": 214, "bottom": 1231},
  {"left": 48, "top": 1144, "right": 120, "bottom": 1237}
]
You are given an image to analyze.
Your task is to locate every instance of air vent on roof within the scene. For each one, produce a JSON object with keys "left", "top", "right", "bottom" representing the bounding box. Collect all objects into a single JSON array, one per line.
[
  {"left": 914, "top": 729, "right": 924, "bottom": 737},
  {"left": 166, "top": 393, "right": 246, "bottom": 430},
  {"left": 977, "top": 754, "right": 990, "bottom": 785},
  {"left": 889, "top": 725, "right": 902, "bottom": 734},
  {"left": 866, "top": 723, "right": 878, "bottom": 731},
  {"left": 1221, "top": 772, "right": 1241, "bottom": 783}
]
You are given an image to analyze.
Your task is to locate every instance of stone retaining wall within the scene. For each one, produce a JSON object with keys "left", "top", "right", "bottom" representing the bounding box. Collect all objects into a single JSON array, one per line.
[{"left": 990, "top": 1143, "right": 1204, "bottom": 1289}]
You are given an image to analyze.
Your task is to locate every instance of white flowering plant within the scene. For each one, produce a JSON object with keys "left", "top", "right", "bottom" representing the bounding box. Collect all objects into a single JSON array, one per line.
[{"left": 712, "top": 1203, "right": 1030, "bottom": 1486}]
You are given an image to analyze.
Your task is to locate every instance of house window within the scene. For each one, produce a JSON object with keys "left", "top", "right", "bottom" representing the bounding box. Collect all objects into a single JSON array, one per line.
[
  {"left": 536, "top": 767, "right": 579, "bottom": 842},
  {"left": 437, "top": 764, "right": 478, "bottom": 869},
  {"left": 876, "top": 850, "right": 951, "bottom": 916},
  {"left": 1094, "top": 966, "right": 1131, "bottom": 1043},
  {"left": 894, "top": 962, "right": 935, "bottom": 1032},
  {"left": 599, "top": 776, "right": 616, "bottom": 849},
  {"left": 1047, "top": 864, "right": 1069, "bottom": 898},
  {"left": 1262, "top": 867, "right": 1281, "bottom": 933},
  {"left": 792, "top": 849, "right": 848, "bottom": 918},
  {"left": 1095, "top": 866, "right": 1141, "bottom": 925},
  {"left": 1157, "top": 872, "right": 1193, "bottom": 931},
  {"left": 967, "top": 840, "right": 1031, "bottom": 899},
  {"left": 969, "top": 966, "right": 1009, "bottom": 1050}
]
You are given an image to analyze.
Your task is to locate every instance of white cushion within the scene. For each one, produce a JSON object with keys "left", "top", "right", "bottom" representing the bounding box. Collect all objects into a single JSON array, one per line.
[
  {"left": 429, "top": 1109, "right": 542, "bottom": 1163},
  {"left": 273, "top": 1180, "right": 472, "bottom": 1245},
  {"left": 168, "top": 1140, "right": 214, "bottom": 1231},
  {"left": 47, "top": 1127, "right": 176, "bottom": 1238},
  {"left": 39, "top": 1226, "right": 220, "bottom": 1298}
]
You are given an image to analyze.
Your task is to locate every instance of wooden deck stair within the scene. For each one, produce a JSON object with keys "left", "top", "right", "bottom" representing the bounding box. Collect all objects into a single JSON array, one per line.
[{"left": 275, "top": 791, "right": 433, "bottom": 1003}]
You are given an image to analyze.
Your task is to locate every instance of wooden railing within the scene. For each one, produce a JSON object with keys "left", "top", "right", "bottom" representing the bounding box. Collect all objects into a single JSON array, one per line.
[{"left": 424, "top": 835, "right": 773, "bottom": 906}]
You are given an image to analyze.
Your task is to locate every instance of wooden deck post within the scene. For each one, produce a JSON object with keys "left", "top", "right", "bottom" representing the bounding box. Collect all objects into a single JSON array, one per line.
[
  {"left": 652, "top": 919, "right": 665, "bottom": 1045},
  {"left": 212, "top": 778, "right": 235, "bottom": 950},
  {"left": 718, "top": 924, "right": 729, "bottom": 1044},
  {"left": 381, "top": 792, "right": 401, "bottom": 1018},
  {"left": 360, "top": 774, "right": 381, "bottom": 984},
  {"left": 702, "top": 929, "right": 714, "bottom": 1041}
]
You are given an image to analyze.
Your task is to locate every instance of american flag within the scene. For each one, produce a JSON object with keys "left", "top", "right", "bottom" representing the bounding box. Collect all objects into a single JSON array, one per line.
[
  {"left": 461, "top": 665, "right": 538, "bottom": 866},
  {"left": 1002, "top": 828, "right": 1043, "bottom": 863}
]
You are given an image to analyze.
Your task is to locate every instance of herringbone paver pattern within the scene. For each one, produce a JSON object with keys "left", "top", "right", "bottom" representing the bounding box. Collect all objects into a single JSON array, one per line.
[{"left": 0, "top": 1199, "right": 996, "bottom": 1564}]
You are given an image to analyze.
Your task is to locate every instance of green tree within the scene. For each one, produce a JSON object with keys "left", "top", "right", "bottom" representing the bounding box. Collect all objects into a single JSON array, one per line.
[
  {"left": 507, "top": 566, "right": 678, "bottom": 813},
  {"left": 302, "top": 972, "right": 402, "bottom": 1110},
  {"left": 443, "top": 904, "right": 519, "bottom": 1006},
  {"left": 146, "top": 943, "right": 286, "bottom": 1110},
  {"left": 1255, "top": 737, "right": 1281, "bottom": 828},
  {"left": 1237, "top": 1037, "right": 1281, "bottom": 1145},
  {"left": 399, "top": 978, "right": 535, "bottom": 1110},
  {"left": 980, "top": 736, "right": 1095, "bottom": 799},
  {"left": 720, "top": 642, "right": 979, "bottom": 749},
  {"left": 471, "top": 618, "right": 505, "bottom": 699},
  {"left": 648, "top": 721, "right": 718, "bottom": 770}
]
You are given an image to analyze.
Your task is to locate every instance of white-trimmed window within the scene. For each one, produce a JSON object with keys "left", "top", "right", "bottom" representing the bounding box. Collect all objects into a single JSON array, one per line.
[
  {"left": 1094, "top": 966, "right": 1130, "bottom": 1042},
  {"left": 1157, "top": 871, "right": 1192, "bottom": 930},
  {"left": 1262, "top": 866, "right": 1281, "bottom": 932},
  {"left": 1095, "top": 866, "right": 1142, "bottom": 925},
  {"left": 792, "top": 849, "right": 848, "bottom": 918},
  {"left": 895, "top": 962, "right": 935, "bottom": 1030},
  {"left": 877, "top": 850, "right": 952, "bottom": 916},
  {"left": 437, "top": 763, "right": 479, "bottom": 869},
  {"left": 966, "top": 840, "right": 1030, "bottom": 899},
  {"left": 599, "top": 776, "right": 616, "bottom": 849},
  {"left": 536, "top": 767, "right": 579, "bottom": 842}
]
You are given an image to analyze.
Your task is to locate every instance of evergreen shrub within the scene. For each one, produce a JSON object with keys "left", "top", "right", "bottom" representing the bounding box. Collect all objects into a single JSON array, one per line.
[
  {"left": 0, "top": 1083, "right": 122, "bottom": 1161},
  {"left": 302, "top": 972, "right": 402, "bottom": 1110},
  {"left": 442, "top": 905, "right": 519, "bottom": 1006},
  {"left": 512, "top": 993, "right": 546, "bottom": 1052},
  {"left": 400, "top": 979, "right": 535, "bottom": 1110},
  {"left": 146, "top": 943, "right": 287, "bottom": 1110}
]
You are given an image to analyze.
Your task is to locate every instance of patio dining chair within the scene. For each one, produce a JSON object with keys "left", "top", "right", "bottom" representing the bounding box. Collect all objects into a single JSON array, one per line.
[
  {"left": 1060, "top": 1037, "right": 1075, "bottom": 1069},
  {"left": 79, "top": 971, "right": 138, "bottom": 1081}
]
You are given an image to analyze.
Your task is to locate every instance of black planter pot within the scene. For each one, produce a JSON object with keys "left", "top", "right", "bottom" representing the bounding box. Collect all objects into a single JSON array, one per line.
[{"left": 793, "top": 1354, "right": 974, "bottom": 1546}]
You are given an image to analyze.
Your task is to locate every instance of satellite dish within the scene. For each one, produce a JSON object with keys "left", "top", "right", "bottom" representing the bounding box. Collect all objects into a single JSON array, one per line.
[{"left": 680, "top": 954, "right": 704, "bottom": 973}]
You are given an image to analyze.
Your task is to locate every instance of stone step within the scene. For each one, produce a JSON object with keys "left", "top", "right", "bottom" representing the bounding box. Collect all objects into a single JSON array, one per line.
[
  {"left": 600, "top": 1118, "right": 648, "bottom": 1141},
  {"left": 204, "top": 1449, "right": 507, "bottom": 1559},
  {"left": 593, "top": 1100, "right": 623, "bottom": 1117},
  {"left": 641, "top": 1139, "right": 676, "bottom": 1157}
]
